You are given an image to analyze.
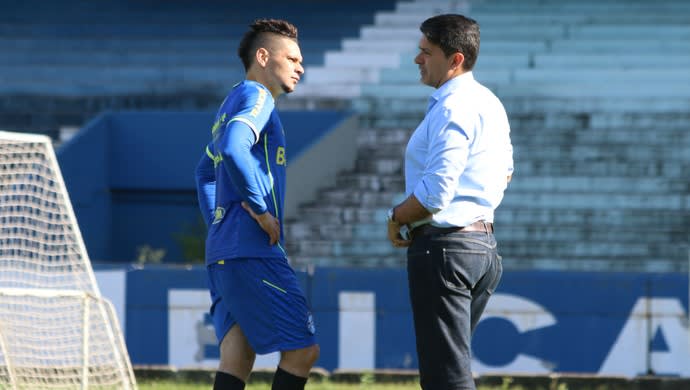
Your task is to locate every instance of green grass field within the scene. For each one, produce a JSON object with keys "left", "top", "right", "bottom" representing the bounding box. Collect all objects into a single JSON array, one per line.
[
  {"left": 137, "top": 380, "right": 517, "bottom": 390},
  {"left": 138, "top": 382, "right": 422, "bottom": 390}
]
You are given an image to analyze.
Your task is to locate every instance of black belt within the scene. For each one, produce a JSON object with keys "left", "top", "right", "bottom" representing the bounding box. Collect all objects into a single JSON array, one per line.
[{"left": 411, "top": 221, "right": 493, "bottom": 238}]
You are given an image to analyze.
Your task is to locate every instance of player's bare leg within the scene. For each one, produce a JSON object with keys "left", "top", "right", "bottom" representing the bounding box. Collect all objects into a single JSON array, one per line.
[
  {"left": 215, "top": 324, "right": 256, "bottom": 389},
  {"left": 272, "top": 344, "right": 320, "bottom": 390}
]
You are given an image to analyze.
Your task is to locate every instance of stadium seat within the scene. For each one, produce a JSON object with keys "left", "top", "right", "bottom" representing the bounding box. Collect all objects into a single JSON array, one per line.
[{"left": 284, "top": 0, "right": 690, "bottom": 272}]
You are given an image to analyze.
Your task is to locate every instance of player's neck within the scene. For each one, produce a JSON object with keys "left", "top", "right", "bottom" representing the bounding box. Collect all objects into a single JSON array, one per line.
[{"left": 245, "top": 71, "right": 281, "bottom": 100}]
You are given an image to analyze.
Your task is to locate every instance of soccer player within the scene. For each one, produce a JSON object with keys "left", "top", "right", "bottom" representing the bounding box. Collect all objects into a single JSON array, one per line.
[{"left": 195, "top": 19, "right": 319, "bottom": 390}]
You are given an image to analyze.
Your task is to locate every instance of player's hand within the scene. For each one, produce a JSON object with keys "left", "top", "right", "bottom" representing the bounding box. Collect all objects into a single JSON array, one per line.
[
  {"left": 241, "top": 202, "right": 280, "bottom": 245},
  {"left": 387, "top": 220, "right": 411, "bottom": 248}
]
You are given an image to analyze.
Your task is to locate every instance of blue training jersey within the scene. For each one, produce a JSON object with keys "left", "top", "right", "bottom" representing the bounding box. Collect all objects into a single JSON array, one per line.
[{"left": 197, "top": 80, "right": 287, "bottom": 264}]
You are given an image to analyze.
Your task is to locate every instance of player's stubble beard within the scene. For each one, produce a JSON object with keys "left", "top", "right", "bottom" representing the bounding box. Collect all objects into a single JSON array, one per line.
[{"left": 281, "top": 78, "right": 299, "bottom": 94}]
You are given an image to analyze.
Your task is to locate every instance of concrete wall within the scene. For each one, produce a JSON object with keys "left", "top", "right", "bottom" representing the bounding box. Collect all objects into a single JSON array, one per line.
[
  {"left": 285, "top": 114, "right": 358, "bottom": 219},
  {"left": 57, "top": 110, "right": 352, "bottom": 262},
  {"left": 96, "top": 266, "right": 690, "bottom": 377}
]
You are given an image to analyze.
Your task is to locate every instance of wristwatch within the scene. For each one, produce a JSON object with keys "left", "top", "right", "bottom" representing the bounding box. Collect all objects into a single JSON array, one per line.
[{"left": 386, "top": 207, "right": 398, "bottom": 224}]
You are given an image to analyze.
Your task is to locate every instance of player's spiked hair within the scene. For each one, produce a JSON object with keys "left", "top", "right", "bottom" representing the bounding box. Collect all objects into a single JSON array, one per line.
[{"left": 238, "top": 18, "right": 299, "bottom": 71}]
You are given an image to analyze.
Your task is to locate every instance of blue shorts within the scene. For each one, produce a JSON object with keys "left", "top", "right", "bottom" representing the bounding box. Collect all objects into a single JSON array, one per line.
[{"left": 206, "top": 257, "right": 317, "bottom": 354}]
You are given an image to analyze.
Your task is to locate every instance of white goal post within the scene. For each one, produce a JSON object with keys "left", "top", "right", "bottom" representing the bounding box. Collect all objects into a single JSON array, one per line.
[{"left": 0, "top": 131, "right": 137, "bottom": 389}]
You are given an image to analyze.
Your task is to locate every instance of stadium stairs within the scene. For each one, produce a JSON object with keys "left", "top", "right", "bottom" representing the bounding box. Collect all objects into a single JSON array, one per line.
[{"left": 284, "top": 0, "right": 690, "bottom": 271}]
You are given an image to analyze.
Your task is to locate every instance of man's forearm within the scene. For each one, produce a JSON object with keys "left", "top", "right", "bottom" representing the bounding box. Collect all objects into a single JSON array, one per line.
[{"left": 392, "top": 194, "right": 431, "bottom": 225}]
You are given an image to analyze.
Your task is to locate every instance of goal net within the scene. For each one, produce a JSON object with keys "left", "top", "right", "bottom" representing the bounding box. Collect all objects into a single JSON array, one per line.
[{"left": 0, "top": 131, "right": 137, "bottom": 389}]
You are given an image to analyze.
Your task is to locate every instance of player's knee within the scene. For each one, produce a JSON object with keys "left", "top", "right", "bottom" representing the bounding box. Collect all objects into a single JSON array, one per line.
[
  {"left": 303, "top": 344, "right": 320, "bottom": 366},
  {"left": 283, "top": 344, "right": 319, "bottom": 368}
]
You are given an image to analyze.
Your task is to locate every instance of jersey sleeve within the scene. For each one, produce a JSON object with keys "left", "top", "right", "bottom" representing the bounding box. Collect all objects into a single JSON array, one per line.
[
  {"left": 214, "top": 114, "right": 269, "bottom": 215},
  {"left": 226, "top": 83, "right": 275, "bottom": 144}
]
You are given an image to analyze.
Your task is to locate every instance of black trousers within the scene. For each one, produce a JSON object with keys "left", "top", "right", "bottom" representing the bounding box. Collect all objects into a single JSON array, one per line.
[{"left": 407, "top": 230, "right": 503, "bottom": 390}]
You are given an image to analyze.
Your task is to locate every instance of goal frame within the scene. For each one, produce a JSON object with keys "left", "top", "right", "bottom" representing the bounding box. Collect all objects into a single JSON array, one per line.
[{"left": 0, "top": 130, "right": 137, "bottom": 389}]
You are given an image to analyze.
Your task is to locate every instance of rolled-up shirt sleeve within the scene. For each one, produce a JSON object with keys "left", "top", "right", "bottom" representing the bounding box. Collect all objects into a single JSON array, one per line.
[{"left": 413, "top": 109, "right": 472, "bottom": 213}]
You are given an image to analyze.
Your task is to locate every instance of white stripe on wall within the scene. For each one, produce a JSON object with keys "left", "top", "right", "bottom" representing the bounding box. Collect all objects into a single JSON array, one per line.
[
  {"left": 95, "top": 270, "right": 127, "bottom": 335},
  {"left": 338, "top": 291, "right": 376, "bottom": 369}
]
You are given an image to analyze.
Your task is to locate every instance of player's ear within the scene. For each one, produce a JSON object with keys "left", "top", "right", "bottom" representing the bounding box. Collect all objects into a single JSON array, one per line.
[{"left": 255, "top": 47, "right": 270, "bottom": 68}]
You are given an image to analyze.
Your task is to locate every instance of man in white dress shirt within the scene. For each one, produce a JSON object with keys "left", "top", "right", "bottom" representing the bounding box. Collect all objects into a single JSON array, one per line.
[{"left": 385, "top": 14, "right": 513, "bottom": 390}]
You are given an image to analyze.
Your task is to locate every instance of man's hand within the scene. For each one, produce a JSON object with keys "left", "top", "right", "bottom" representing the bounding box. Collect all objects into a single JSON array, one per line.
[
  {"left": 241, "top": 202, "right": 280, "bottom": 245},
  {"left": 387, "top": 219, "right": 411, "bottom": 248}
]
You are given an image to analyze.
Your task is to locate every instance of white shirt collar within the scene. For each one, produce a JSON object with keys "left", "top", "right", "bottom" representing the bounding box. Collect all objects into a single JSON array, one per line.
[{"left": 428, "top": 71, "right": 475, "bottom": 111}]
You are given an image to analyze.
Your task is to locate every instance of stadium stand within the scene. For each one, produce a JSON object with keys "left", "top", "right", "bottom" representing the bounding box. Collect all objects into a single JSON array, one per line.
[
  {"left": 284, "top": 0, "right": 690, "bottom": 271},
  {"left": 4, "top": 0, "right": 690, "bottom": 272},
  {"left": 0, "top": 0, "right": 397, "bottom": 139}
]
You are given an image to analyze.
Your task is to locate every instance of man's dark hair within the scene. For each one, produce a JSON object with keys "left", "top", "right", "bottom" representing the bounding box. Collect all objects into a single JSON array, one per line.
[
  {"left": 420, "top": 14, "right": 480, "bottom": 70},
  {"left": 237, "top": 19, "right": 299, "bottom": 71}
]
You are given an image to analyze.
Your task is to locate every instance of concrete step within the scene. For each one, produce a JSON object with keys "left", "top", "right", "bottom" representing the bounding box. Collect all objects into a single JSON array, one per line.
[
  {"left": 288, "top": 239, "right": 397, "bottom": 257},
  {"left": 354, "top": 157, "right": 403, "bottom": 175},
  {"left": 357, "top": 128, "right": 413, "bottom": 147},
  {"left": 355, "top": 96, "right": 690, "bottom": 115},
  {"left": 361, "top": 81, "right": 690, "bottom": 100},
  {"left": 514, "top": 143, "right": 690, "bottom": 161},
  {"left": 495, "top": 208, "right": 690, "bottom": 226},
  {"left": 341, "top": 39, "right": 547, "bottom": 55},
  {"left": 378, "top": 11, "right": 690, "bottom": 25},
  {"left": 0, "top": 37, "right": 232, "bottom": 50},
  {"left": 496, "top": 225, "right": 687, "bottom": 242},
  {"left": 0, "top": 64, "right": 236, "bottom": 82},
  {"left": 307, "top": 54, "right": 528, "bottom": 84},
  {"left": 341, "top": 169, "right": 690, "bottom": 194},
  {"left": 0, "top": 50, "right": 238, "bottom": 66},
  {"left": 509, "top": 110, "right": 690, "bottom": 130},
  {"left": 500, "top": 192, "right": 689, "bottom": 210},
  {"left": 286, "top": 222, "right": 385, "bottom": 242},
  {"left": 500, "top": 241, "right": 687, "bottom": 261},
  {"left": 512, "top": 69, "right": 690, "bottom": 83},
  {"left": 398, "top": 1, "right": 690, "bottom": 13},
  {"left": 533, "top": 53, "right": 690, "bottom": 69},
  {"left": 319, "top": 188, "right": 399, "bottom": 207},
  {"left": 351, "top": 148, "right": 690, "bottom": 178},
  {"left": 514, "top": 159, "right": 688, "bottom": 177},
  {"left": 335, "top": 173, "right": 404, "bottom": 192},
  {"left": 511, "top": 129, "right": 690, "bottom": 145},
  {"left": 357, "top": 144, "right": 406, "bottom": 159},
  {"left": 471, "top": 2, "right": 690, "bottom": 13},
  {"left": 506, "top": 176, "right": 688, "bottom": 194},
  {"left": 550, "top": 39, "right": 690, "bottom": 53},
  {"left": 359, "top": 25, "right": 567, "bottom": 41},
  {"left": 571, "top": 24, "right": 690, "bottom": 39},
  {"left": 297, "top": 205, "right": 386, "bottom": 224},
  {"left": 358, "top": 124, "right": 690, "bottom": 147}
]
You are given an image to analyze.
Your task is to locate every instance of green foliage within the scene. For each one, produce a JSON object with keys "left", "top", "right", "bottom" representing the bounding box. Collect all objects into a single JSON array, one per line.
[
  {"left": 360, "top": 372, "right": 376, "bottom": 388},
  {"left": 135, "top": 245, "right": 166, "bottom": 265},
  {"left": 173, "top": 217, "right": 207, "bottom": 264}
]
